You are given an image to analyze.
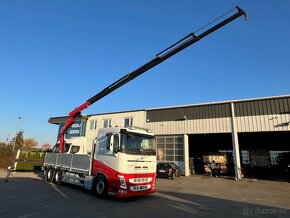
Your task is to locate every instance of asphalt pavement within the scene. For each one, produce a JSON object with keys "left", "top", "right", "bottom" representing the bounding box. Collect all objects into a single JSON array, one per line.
[{"left": 0, "top": 169, "right": 289, "bottom": 218}]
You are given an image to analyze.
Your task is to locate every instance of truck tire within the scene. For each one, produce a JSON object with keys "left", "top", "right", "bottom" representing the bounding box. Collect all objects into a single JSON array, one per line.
[
  {"left": 46, "top": 168, "right": 55, "bottom": 182},
  {"left": 53, "top": 169, "right": 62, "bottom": 185},
  {"left": 171, "top": 172, "right": 175, "bottom": 180},
  {"left": 93, "top": 175, "right": 108, "bottom": 199}
]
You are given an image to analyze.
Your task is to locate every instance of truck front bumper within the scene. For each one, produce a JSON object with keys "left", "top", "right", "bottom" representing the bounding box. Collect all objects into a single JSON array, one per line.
[{"left": 110, "top": 187, "right": 156, "bottom": 198}]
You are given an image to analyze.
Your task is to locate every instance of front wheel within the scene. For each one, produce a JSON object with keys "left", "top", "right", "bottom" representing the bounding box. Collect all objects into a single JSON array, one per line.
[{"left": 93, "top": 175, "right": 108, "bottom": 199}]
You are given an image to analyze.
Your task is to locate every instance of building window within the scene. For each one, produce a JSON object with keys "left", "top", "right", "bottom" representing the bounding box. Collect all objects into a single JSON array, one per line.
[
  {"left": 103, "top": 119, "right": 111, "bottom": 128},
  {"left": 89, "top": 120, "right": 97, "bottom": 130},
  {"left": 124, "top": 117, "right": 133, "bottom": 127}
]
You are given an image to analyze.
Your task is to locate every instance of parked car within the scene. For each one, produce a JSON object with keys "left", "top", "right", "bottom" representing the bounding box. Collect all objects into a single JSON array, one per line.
[{"left": 156, "top": 162, "right": 180, "bottom": 179}]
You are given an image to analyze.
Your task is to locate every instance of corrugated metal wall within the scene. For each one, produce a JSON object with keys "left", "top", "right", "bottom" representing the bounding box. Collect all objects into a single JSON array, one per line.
[
  {"left": 146, "top": 118, "right": 232, "bottom": 135},
  {"left": 146, "top": 96, "right": 290, "bottom": 135},
  {"left": 146, "top": 103, "right": 231, "bottom": 122}
]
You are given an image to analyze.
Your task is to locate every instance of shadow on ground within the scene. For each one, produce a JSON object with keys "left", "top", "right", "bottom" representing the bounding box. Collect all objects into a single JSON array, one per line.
[{"left": 0, "top": 173, "right": 289, "bottom": 218}]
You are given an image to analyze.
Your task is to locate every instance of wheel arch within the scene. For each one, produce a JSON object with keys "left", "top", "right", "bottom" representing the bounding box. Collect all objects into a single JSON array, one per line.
[{"left": 94, "top": 171, "right": 108, "bottom": 181}]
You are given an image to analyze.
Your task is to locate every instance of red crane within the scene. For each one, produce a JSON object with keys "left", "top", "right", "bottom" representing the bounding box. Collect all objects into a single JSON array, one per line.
[{"left": 58, "top": 7, "right": 246, "bottom": 153}]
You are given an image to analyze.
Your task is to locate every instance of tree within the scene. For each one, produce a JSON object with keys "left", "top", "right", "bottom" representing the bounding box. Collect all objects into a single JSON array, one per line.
[
  {"left": 24, "top": 138, "right": 38, "bottom": 148},
  {"left": 42, "top": 143, "right": 51, "bottom": 151},
  {"left": 11, "top": 131, "right": 25, "bottom": 149},
  {"left": 0, "top": 142, "right": 12, "bottom": 167},
  {"left": 10, "top": 131, "right": 38, "bottom": 149},
  {"left": 0, "top": 132, "right": 40, "bottom": 168}
]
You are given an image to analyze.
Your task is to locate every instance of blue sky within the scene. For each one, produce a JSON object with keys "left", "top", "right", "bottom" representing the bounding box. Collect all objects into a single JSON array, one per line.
[{"left": 1, "top": 1, "right": 290, "bottom": 147}]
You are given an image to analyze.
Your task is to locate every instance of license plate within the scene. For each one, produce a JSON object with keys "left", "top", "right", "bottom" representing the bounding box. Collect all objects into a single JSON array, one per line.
[{"left": 130, "top": 185, "right": 150, "bottom": 191}]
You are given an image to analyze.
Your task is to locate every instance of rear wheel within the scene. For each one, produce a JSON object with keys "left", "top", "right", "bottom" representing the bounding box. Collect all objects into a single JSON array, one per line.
[
  {"left": 53, "top": 169, "right": 63, "bottom": 185},
  {"left": 46, "top": 168, "right": 55, "bottom": 182},
  {"left": 171, "top": 172, "right": 175, "bottom": 180},
  {"left": 93, "top": 175, "right": 108, "bottom": 199}
]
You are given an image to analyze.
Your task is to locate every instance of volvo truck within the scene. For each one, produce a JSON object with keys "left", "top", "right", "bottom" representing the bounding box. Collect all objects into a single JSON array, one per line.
[
  {"left": 44, "top": 126, "right": 156, "bottom": 198},
  {"left": 42, "top": 7, "right": 246, "bottom": 198}
]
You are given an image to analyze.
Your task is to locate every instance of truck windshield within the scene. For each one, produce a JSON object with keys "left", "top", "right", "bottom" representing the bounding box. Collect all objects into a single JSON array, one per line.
[{"left": 120, "top": 133, "right": 156, "bottom": 155}]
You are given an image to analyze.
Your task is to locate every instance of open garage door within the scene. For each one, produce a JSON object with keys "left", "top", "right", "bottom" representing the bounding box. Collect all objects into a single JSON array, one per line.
[
  {"left": 189, "top": 133, "right": 233, "bottom": 175},
  {"left": 238, "top": 131, "right": 290, "bottom": 180},
  {"left": 189, "top": 131, "right": 290, "bottom": 180}
]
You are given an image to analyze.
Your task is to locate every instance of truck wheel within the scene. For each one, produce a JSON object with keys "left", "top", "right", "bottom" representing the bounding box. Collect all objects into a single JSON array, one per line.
[
  {"left": 53, "top": 169, "right": 62, "bottom": 185},
  {"left": 46, "top": 168, "right": 55, "bottom": 182},
  {"left": 93, "top": 175, "right": 108, "bottom": 199},
  {"left": 171, "top": 172, "right": 175, "bottom": 180}
]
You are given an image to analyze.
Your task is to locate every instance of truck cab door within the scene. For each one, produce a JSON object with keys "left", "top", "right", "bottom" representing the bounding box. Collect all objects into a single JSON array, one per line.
[
  {"left": 106, "top": 134, "right": 119, "bottom": 154},
  {"left": 93, "top": 132, "right": 119, "bottom": 175}
]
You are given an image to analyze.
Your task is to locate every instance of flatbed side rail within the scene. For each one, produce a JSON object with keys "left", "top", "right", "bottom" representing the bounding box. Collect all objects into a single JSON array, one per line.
[{"left": 44, "top": 153, "right": 90, "bottom": 174}]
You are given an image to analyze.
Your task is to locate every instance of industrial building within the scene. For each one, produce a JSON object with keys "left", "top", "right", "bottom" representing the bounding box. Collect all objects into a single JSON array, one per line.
[{"left": 49, "top": 95, "right": 290, "bottom": 180}]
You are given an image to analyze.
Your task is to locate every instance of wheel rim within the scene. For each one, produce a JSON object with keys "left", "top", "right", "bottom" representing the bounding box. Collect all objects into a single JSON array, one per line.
[
  {"left": 96, "top": 180, "right": 105, "bottom": 194},
  {"left": 48, "top": 169, "right": 52, "bottom": 180},
  {"left": 55, "top": 172, "right": 59, "bottom": 181}
]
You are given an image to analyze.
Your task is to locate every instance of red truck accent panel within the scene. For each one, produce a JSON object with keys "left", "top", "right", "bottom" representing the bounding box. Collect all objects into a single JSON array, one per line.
[{"left": 92, "top": 159, "right": 156, "bottom": 198}]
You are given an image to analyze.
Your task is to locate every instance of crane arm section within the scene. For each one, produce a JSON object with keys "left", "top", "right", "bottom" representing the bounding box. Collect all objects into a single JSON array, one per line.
[{"left": 59, "top": 6, "right": 246, "bottom": 153}]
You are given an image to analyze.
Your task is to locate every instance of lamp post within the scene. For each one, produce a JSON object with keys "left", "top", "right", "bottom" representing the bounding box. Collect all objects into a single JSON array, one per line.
[
  {"left": 12, "top": 117, "right": 21, "bottom": 154},
  {"left": 5, "top": 117, "right": 21, "bottom": 182}
]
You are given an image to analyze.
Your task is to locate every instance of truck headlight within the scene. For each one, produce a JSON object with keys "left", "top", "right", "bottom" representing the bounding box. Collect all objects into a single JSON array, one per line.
[{"left": 118, "top": 175, "right": 127, "bottom": 189}]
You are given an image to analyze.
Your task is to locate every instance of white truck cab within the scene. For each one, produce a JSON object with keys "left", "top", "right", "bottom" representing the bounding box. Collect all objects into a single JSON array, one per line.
[{"left": 43, "top": 126, "right": 157, "bottom": 198}]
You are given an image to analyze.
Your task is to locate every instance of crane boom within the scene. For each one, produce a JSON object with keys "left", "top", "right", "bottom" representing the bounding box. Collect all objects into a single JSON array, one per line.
[{"left": 59, "top": 6, "right": 246, "bottom": 153}]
